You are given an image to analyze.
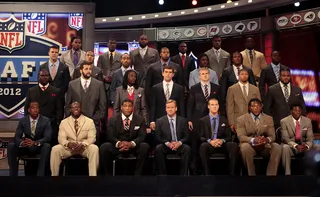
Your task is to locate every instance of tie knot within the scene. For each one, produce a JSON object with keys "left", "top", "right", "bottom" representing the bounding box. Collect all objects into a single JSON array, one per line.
[
  {"left": 166, "top": 83, "right": 169, "bottom": 86},
  {"left": 212, "top": 117, "right": 216, "bottom": 121},
  {"left": 42, "top": 86, "right": 46, "bottom": 90},
  {"left": 32, "top": 120, "right": 36, "bottom": 123},
  {"left": 296, "top": 120, "right": 299, "bottom": 124}
]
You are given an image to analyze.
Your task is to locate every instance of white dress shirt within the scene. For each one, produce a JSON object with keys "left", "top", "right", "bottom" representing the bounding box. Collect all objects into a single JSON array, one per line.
[
  {"left": 163, "top": 80, "right": 174, "bottom": 97},
  {"left": 139, "top": 46, "right": 148, "bottom": 58},
  {"left": 80, "top": 77, "right": 91, "bottom": 90},
  {"left": 279, "top": 81, "right": 291, "bottom": 97},
  {"left": 238, "top": 81, "right": 249, "bottom": 96},
  {"left": 233, "top": 65, "right": 243, "bottom": 80},
  {"left": 39, "top": 83, "right": 49, "bottom": 91}
]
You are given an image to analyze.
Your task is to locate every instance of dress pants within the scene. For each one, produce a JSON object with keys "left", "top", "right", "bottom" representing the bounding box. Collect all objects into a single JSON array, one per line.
[
  {"left": 7, "top": 142, "right": 51, "bottom": 177},
  {"left": 155, "top": 143, "right": 191, "bottom": 176},
  {"left": 99, "top": 142, "right": 150, "bottom": 176},
  {"left": 199, "top": 142, "right": 238, "bottom": 175},
  {"left": 282, "top": 144, "right": 308, "bottom": 175},
  {"left": 240, "top": 142, "right": 282, "bottom": 176},
  {"left": 50, "top": 144, "right": 99, "bottom": 176}
]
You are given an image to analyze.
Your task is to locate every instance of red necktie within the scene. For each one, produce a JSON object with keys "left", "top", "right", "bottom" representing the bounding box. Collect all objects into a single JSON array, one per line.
[
  {"left": 295, "top": 120, "right": 301, "bottom": 141},
  {"left": 181, "top": 55, "right": 186, "bottom": 68},
  {"left": 42, "top": 86, "right": 46, "bottom": 91}
]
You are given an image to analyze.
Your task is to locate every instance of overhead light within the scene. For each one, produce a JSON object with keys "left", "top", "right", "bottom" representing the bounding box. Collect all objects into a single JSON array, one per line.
[
  {"left": 155, "top": 14, "right": 159, "bottom": 17},
  {"left": 207, "top": 7, "right": 212, "bottom": 10},
  {"left": 194, "top": 9, "right": 198, "bottom": 13},
  {"left": 234, "top": 2, "right": 239, "bottom": 5},
  {"left": 227, "top": 0, "right": 232, "bottom": 3},
  {"left": 128, "top": 17, "right": 133, "bottom": 20},
  {"left": 159, "top": 0, "right": 164, "bottom": 5},
  {"left": 168, "top": 13, "right": 172, "bottom": 16},
  {"left": 115, "top": 18, "right": 119, "bottom": 21},
  {"left": 192, "top": 0, "right": 197, "bottom": 6},
  {"left": 294, "top": 2, "right": 300, "bottom": 7},
  {"left": 248, "top": 0, "right": 253, "bottom": 2},
  {"left": 221, "top": 5, "right": 225, "bottom": 8},
  {"left": 102, "top": 19, "right": 107, "bottom": 22},
  {"left": 181, "top": 11, "right": 185, "bottom": 14},
  {"left": 141, "top": 16, "right": 146, "bottom": 19}
]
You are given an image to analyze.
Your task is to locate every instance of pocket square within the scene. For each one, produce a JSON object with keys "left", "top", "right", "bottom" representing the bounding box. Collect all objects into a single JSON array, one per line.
[
  {"left": 221, "top": 123, "right": 225, "bottom": 127},
  {"left": 134, "top": 126, "right": 140, "bottom": 130},
  {"left": 302, "top": 128, "right": 308, "bottom": 131},
  {"left": 222, "top": 56, "right": 228, "bottom": 59},
  {"left": 138, "top": 94, "right": 142, "bottom": 97}
]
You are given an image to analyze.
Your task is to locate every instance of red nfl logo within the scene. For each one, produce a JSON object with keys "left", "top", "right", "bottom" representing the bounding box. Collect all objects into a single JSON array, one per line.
[{"left": 68, "top": 13, "right": 83, "bottom": 31}]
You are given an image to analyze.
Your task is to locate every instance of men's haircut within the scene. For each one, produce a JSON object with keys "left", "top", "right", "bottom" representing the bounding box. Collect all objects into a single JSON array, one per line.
[
  {"left": 207, "top": 97, "right": 219, "bottom": 105},
  {"left": 29, "top": 101, "right": 39, "bottom": 107},
  {"left": 248, "top": 98, "right": 263, "bottom": 108},
  {"left": 212, "top": 35, "right": 221, "bottom": 40},
  {"left": 80, "top": 61, "right": 92, "bottom": 70},
  {"left": 163, "top": 65, "right": 175, "bottom": 73},
  {"left": 290, "top": 103, "right": 302, "bottom": 110},
  {"left": 70, "top": 101, "right": 81, "bottom": 107},
  {"left": 38, "top": 68, "right": 49, "bottom": 77},
  {"left": 166, "top": 99, "right": 177, "bottom": 106},
  {"left": 108, "top": 38, "right": 116, "bottom": 42},
  {"left": 197, "top": 53, "right": 210, "bottom": 65},
  {"left": 49, "top": 45, "right": 59, "bottom": 50},
  {"left": 280, "top": 67, "right": 290, "bottom": 73},
  {"left": 231, "top": 51, "right": 243, "bottom": 65},
  {"left": 122, "top": 70, "right": 139, "bottom": 89},
  {"left": 179, "top": 42, "right": 187, "bottom": 46},
  {"left": 238, "top": 69, "right": 249, "bottom": 75},
  {"left": 198, "top": 67, "right": 209, "bottom": 76},
  {"left": 161, "top": 47, "right": 169, "bottom": 53},
  {"left": 121, "top": 99, "right": 133, "bottom": 106},
  {"left": 71, "top": 36, "right": 81, "bottom": 43}
]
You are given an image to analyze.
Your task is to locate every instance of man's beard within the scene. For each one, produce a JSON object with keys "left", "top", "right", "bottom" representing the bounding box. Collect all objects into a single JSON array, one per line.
[{"left": 83, "top": 73, "right": 91, "bottom": 79}]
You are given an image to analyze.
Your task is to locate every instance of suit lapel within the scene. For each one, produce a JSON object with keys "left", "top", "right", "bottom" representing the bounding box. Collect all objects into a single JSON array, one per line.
[
  {"left": 67, "top": 117, "right": 77, "bottom": 136},
  {"left": 129, "top": 115, "right": 135, "bottom": 138},
  {"left": 247, "top": 114, "right": 258, "bottom": 133},
  {"left": 230, "top": 67, "right": 238, "bottom": 82},
  {"left": 289, "top": 116, "right": 296, "bottom": 135},
  {"left": 176, "top": 117, "right": 181, "bottom": 140},
  {"left": 34, "top": 116, "right": 42, "bottom": 136},
  {"left": 133, "top": 89, "right": 138, "bottom": 108},
  {"left": 269, "top": 66, "right": 277, "bottom": 82},
  {"left": 237, "top": 84, "right": 247, "bottom": 103},
  {"left": 84, "top": 80, "right": 94, "bottom": 102}
]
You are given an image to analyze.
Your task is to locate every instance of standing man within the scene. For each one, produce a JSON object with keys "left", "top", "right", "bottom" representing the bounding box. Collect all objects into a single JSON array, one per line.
[
  {"left": 50, "top": 102, "right": 99, "bottom": 176},
  {"left": 199, "top": 98, "right": 238, "bottom": 176},
  {"left": 72, "top": 51, "right": 103, "bottom": 82},
  {"left": 259, "top": 51, "right": 288, "bottom": 98},
  {"left": 154, "top": 99, "right": 190, "bottom": 176},
  {"left": 99, "top": 99, "right": 149, "bottom": 176},
  {"left": 281, "top": 103, "right": 314, "bottom": 175},
  {"left": 60, "top": 36, "right": 86, "bottom": 77},
  {"left": 205, "top": 35, "right": 231, "bottom": 78},
  {"left": 7, "top": 102, "right": 51, "bottom": 177},
  {"left": 264, "top": 67, "right": 306, "bottom": 129},
  {"left": 171, "top": 42, "right": 196, "bottom": 87},
  {"left": 24, "top": 69, "right": 62, "bottom": 145},
  {"left": 240, "top": 37, "right": 267, "bottom": 81}
]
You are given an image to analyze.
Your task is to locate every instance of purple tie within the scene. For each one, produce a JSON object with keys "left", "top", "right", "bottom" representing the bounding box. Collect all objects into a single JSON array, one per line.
[{"left": 73, "top": 51, "right": 79, "bottom": 66}]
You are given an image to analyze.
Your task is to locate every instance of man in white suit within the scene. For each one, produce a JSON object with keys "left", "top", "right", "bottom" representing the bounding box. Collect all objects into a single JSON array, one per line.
[
  {"left": 60, "top": 36, "right": 86, "bottom": 77},
  {"left": 50, "top": 101, "right": 99, "bottom": 176}
]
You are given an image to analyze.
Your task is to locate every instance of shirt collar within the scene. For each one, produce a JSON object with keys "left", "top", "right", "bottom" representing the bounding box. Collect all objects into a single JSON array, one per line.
[
  {"left": 81, "top": 77, "right": 91, "bottom": 84},
  {"left": 167, "top": 115, "right": 176, "bottom": 121},
  {"left": 250, "top": 112, "right": 261, "bottom": 120},
  {"left": 121, "top": 66, "right": 131, "bottom": 72},
  {"left": 292, "top": 116, "right": 301, "bottom": 123},
  {"left": 30, "top": 115, "right": 40, "bottom": 122},
  {"left": 49, "top": 60, "right": 59, "bottom": 66},
  {"left": 139, "top": 46, "right": 147, "bottom": 51},
  {"left": 179, "top": 52, "right": 187, "bottom": 57},
  {"left": 122, "top": 113, "right": 133, "bottom": 121},
  {"left": 233, "top": 65, "right": 243, "bottom": 70},
  {"left": 280, "top": 81, "right": 290, "bottom": 87},
  {"left": 161, "top": 59, "right": 170, "bottom": 65},
  {"left": 71, "top": 49, "right": 80, "bottom": 54},
  {"left": 39, "top": 83, "right": 49, "bottom": 89},
  {"left": 209, "top": 113, "right": 219, "bottom": 119},
  {"left": 238, "top": 81, "right": 248, "bottom": 86},
  {"left": 201, "top": 81, "right": 210, "bottom": 87},
  {"left": 213, "top": 48, "right": 221, "bottom": 52},
  {"left": 271, "top": 62, "right": 280, "bottom": 67},
  {"left": 163, "top": 80, "right": 173, "bottom": 85}
]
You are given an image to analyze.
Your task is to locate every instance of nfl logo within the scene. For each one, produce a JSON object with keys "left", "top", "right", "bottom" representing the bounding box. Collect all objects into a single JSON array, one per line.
[
  {"left": 0, "top": 140, "right": 8, "bottom": 160},
  {"left": 68, "top": 13, "right": 83, "bottom": 31},
  {"left": 0, "top": 15, "right": 26, "bottom": 53},
  {"left": 23, "top": 13, "right": 47, "bottom": 36}
]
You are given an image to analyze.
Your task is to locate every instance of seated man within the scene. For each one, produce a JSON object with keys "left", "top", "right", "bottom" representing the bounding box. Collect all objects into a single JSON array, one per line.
[
  {"left": 99, "top": 99, "right": 149, "bottom": 176},
  {"left": 7, "top": 102, "right": 52, "bottom": 176},
  {"left": 199, "top": 97, "right": 238, "bottom": 176},
  {"left": 281, "top": 103, "right": 314, "bottom": 175},
  {"left": 154, "top": 99, "right": 190, "bottom": 175},
  {"left": 237, "top": 98, "right": 282, "bottom": 176},
  {"left": 50, "top": 101, "right": 99, "bottom": 176}
]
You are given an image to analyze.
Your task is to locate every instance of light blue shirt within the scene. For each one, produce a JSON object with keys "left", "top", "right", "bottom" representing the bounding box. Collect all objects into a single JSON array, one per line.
[
  {"left": 207, "top": 114, "right": 219, "bottom": 142},
  {"left": 189, "top": 68, "right": 219, "bottom": 89}
]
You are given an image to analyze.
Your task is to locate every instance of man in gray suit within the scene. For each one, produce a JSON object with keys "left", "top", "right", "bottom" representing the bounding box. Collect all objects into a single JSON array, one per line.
[
  {"left": 281, "top": 103, "right": 314, "bottom": 175},
  {"left": 60, "top": 36, "right": 86, "bottom": 77},
  {"left": 205, "top": 35, "right": 231, "bottom": 78}
]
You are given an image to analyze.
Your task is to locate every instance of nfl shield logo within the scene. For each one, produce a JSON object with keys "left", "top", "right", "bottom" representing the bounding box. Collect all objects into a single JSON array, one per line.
[
  {"left": 0, "top": 140, "right": 8, "bottom": 160},
  {"left": 23, "top": 13, "right": 47, "bottom": 36},
  {"left": 68, "top": 13, "right": 83, "bottom": 31},
  {"left": 0, "top": 15, "right": 26, "bottom": 53}
]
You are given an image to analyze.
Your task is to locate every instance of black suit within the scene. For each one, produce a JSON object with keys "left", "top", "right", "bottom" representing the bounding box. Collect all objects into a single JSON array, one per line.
[
  {"left": 264, "top": 83, "right": 306, "bottom": 129},
  {"left": 199, "top": 115, "right": 238, "bottom": 175},
  {"left": 72, "top": 65, "right": 103, "bottom": 82},
  {"left": 259, "top": 64, "right": 288, "bottom": 98},
  {"left": 150, "top": 82, "right": 185, "bottom": 123},
  {"left": 171, "top": 54, "right": 196, "bottom": 88},
  {"left": 154, "top": 115, "right": 190, "bottom": 175},
  {"left": 24, "top": 85, "right": 62, "bottom": 145},
  {"left": 7, "top": 115, "right": 51, "bottom": 176},
  {"left": 99, "top": 114, "right": 149, "bottom": 175}
]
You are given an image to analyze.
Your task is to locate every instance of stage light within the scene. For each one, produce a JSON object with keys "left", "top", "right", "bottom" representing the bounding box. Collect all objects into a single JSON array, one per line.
[
  {"left": 159, "top": 0, "right": 164, "bottom": 5},
  {"left": 234, "top": 2, "right": 239, "bottom": 5},
  {"left": 192, "top": 0, "right": 197, "bottom": 6},
  {"left": 128, "top": 17, "right": 133, "bottom": 20},
  {"left": 248, "top": 0, "right": 252, "bottom": 2},
  {"left": 207, "top": 7, "right": 212, "bottom": 10},
  {"left": 141, "top": 16, "right": 146, "bottom": 19},
  {"left": 294, "top": 2, "right": 300, "bottom": 7},
  {"left": 181, "top": 11, "right": 185, "bottom": 14},
  {"left": 154, "top": 14, "right": 159, "bottom": 17},
  {"left": 221, "top": 5, "right": 225, "bottom": 8},
  {"left": 168, "top": 13, "right": 172, "bottom": 16},
  {"left": 115, "top": 18, "right": 119, "bottom": 21},
  {"left": 227, "top": 0, "right": 232, "bottom": 3},
  {"left": 194, "top": 9, "right": 198, "bottom": 12},
  {"left": 102, "top": 19, "right": 107, "bottom": 22}
]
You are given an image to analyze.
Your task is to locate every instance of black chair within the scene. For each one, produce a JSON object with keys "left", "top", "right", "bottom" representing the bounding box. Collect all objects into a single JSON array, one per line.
[
  {"left": 18, "top": 154, "right": 41, "bottom": 176},
  {"left": 165, "top": 154, "right": 190, "bottom": 175},
  {"left": 112, "top": 154, "right": 136, "bottom": 176},
  {"left": 61, "top": 155, "right": 88, "bottom": 176}
]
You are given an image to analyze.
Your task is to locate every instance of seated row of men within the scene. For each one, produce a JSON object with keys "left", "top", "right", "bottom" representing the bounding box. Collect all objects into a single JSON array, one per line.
[{"left": 8, "top": 95, "right": 314, "bottom": 176}]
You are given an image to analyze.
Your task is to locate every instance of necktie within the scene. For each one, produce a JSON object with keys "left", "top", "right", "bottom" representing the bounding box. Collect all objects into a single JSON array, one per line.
[
  {"left": 236, "top": 67, "right": 240, "bottom": 79},
  {"left": 73, "top": 51, "right": 79, "bottom": 66},
  {"left": 51, "top": 64, "right": 57, "bottom": 80},
  {"left": 242, "top": 85, "right": 248, "bottom": 97},
  {"left": 284, "top": 84, "right": 289, "bottom": 102},
  {"left": 84, "top": 80, "right": 88, "bottom": 92},
  {"left": 254, "top": 117, "right": 260, "bottom": 126},
  {"left": 295, "top": 120, "right": 301, "bottom": 141},
  {"left": 165, "top": 83, "right": 170, "bottom": 100},
  {"left": 170, "top": 118, "right": 177, "bottom": 141},
  {"left": 211, "top": 117, "right": 217, "bottom": 140},
  {"left": 163, "top": 63, "right": 167, "bottom": 72},
  {"left": 42, "top": 86, "right": 46, "bottom": 91},
  {"left": 249, "top": 50, "right": 254, "bottom": 65},
  {"left": 274, "top": 66, "right": 280, "bottom": 81},
  {"left": 124, "top": 118, "right": 130, "bottom": 131},
  {"left": 216, "top": 50, "right": 220, "bottom": 63},
  {"left": 128, "top": 86, "right": 133, "bottom": 95},
  {"left": 31, "top": 120, "right": 36, "bottom": 137},
  {"left": 204, "top": 84, "right": 209, "bottom": 101},
  {"left": 74, "top": 119, "right": 79, "bottom": 133},
  {"left": 109, "top": 52, "right": 113, "bottom": 65},
  {"left": 181, "top": 54, "right": 186, "bottom": 68}
]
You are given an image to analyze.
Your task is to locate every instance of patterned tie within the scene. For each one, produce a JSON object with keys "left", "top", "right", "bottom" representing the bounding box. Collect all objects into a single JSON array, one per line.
[
  {"left": 73, "top": 51, "right": 79, "bottom": 67},
  {"left": 211, "top": 117, "right": 217, "bottom": 140},
  {"left": 165, "top": 83, "right": 170, "bottom": 100},
  {"left": 181, "top": 54, "right": 186, "bottom": 68},
  {"left": 128, "top": 86, "right": 134, "bottom": 95},
  {"left": 249, "top": 50, "right": 254, "bottom": 65},
  {"left": 110, "top": 52, "right": 114, "bottom": 65},
  {"left": 284, "top": 84, "right": 289, "bottom": 102},
  {"left": 254, "top": 117, "right": 260, "bottom": 126},
  {"left": 170, "top": 118, "right": 177, "bottom": 141},
  {"left": 51, "top": 64, "right": 57, "bottom": 80},
  {"left": 204, "top": 84, "right": 209, "bottom": 101},
  {"left": 295, "top": 120, "right": 301, "bottom": 141},
  {"left": 236, "top": 67, "right": 240, "bottom": 79},
  {"left": 124, "top": 118, "right": 130, "bottom": 131},
  {"left": 42, "top": 86, "right": 46, "bottom": 91},
  {"left": 274, "top": 66, "right": 280, "bottom": 81},
  {"left": 31, "top": 120, "right": 36, "bottom": 137},
  {"left": 74, "top": 119, "right": 79, "bottom": 133},
  {"left": 84, "top": 80, "right": 88, "bottom": 92}
]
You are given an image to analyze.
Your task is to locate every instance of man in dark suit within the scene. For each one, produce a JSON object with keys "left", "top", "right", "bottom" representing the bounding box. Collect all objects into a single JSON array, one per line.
[
  {"left": 259, "top": 51, "right": 288, "bottom": 98},
  {"left": 199, "top": 98, "right": 238, "bottom": 175},
  {"left": 264, "top": 67, "right": 306, "bottom": 129},
  {"left": 7, "top": 102, "right": 51, "bottom": 176},
  {"left": 154, "top": 99, "right": 190, "bottom": 175},
  {"left": 149, "top": 66, "right": 184, "bottom": 130},
  {"left": 39, "top": 45, "right": 70, "bottom": 96},
  {"left": 187, "top": 67, "right": 220, "bottom": 173},
  {"left": 220, "top": 51, "right": 256, "bottom": 111},
  {"left": 99, "top": 99, "right": 149, "bottom": 175},
  {"left": 171, "top": 42, "right": 196, "bottom": 88},
  {"left": 72, "top": 51, "right": 103, "bottom": 82},
  {"left": 24, "top": 69, "right": 62, "bottom": 145}
]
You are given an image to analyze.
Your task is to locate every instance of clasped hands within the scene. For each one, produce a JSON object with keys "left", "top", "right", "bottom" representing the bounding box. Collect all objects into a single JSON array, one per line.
[
  {"left": 118, "top": 141, "right": 134, "bottom": 152},
  {"left": 21, "top": 138, "right": 39, "bottom": 147},
  {"left": 167, "top": 141, "right": 181, "bottom": 151},
  {"left": 209, "top": 139, "right": 223, "bottom": 148},
  {"left": 67, "top": 142, "right": 85, "bottom": 154},
  {"left": 253, "top": 136, "right": 270, "bottom": 146},
  {"left": 295, "top": 144, "right": 308, "bottom": 152}
]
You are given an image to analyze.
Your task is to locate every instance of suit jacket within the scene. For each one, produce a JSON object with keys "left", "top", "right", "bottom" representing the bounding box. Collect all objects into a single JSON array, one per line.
[
  {"left": 150, "top": 82, "right": 185, "bottom": 122},
  {"left": 60, "top": 49, "right": 86, "bottom": 77},
  {"left": 129, "top": 47, "right": 160, "bottom": 75},
  {"left": 199, "top": 115, "right": 231, "bottom": 143},
  {"left": 171, "top": 54, "right": 196, "bottom": 87},
  {"left": 237, "top": 113, "right": 275, "bottom": 144},
  {"left": 187, "top": 82, "right": 220, "bottom": 123},
  {"left": 263, "top": 83, "right": 306, "bottom": 127},
  {"left": 155, "top": 115, "right": 189, "bottom": 144},
  {"left": 220, "top": 65, "right": 256, "bottom": 106},
  {"left": 58, "top": 114, "right": 96, "bottom": 148},
  {"left": 226, "top": 83, "right": 261, "bottom": 126},
  {"left": 72, "top": 65, "right": 103, "bottom": 82},
  {"left": 113, "top": 87, "right": 149, "bottom": 124},
  {"left": 205, "top": 48, "right": 231, "bottom": 78},
  {"left": 24, "top": 85, "right": 63, "bottom": 122},
  {"left": 281, "top": 115, "right": 313, "bottom": 148},
  {"left": 14, "top": 115, "right": 52, "bottom": 147},
  {"left": 107, "top": 114, "right": 146, "bottom": 146},
  {"left": 97, "top": 51, "right": 122, "bottom": 78},
  {"left": 39, "top": 61, "right": 70, "bottom": 95},
  {"left": 240, "top": 49, "right": 267, "bottom": 79},
  {"left": 65, "top": 78, "right": 106, "bottom": 122},
  {"left": 259, "top": 64, "right": 288, "bottom": 97}
]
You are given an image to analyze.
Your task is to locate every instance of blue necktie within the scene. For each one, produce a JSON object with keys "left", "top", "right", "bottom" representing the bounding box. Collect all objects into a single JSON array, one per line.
[
  {"left": 211, "top": 117, "right": 217, "bottom": 140},
  {"left": 170, "top": 118, "right": 177, "bottom": 141}
]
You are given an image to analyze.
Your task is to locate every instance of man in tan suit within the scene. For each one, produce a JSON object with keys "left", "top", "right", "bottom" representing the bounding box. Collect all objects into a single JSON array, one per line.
[
  {"left": 50, "top": 101, "right": 99, "bottom": 176},
  {"left": 241, "top": 37, "right": 267, "bottom": 81},
  {"left": 237, "top": 98, "right": 282, "bottom": 176},
  {"left": 281, "top": 103, "right": 314, "bottom": 175},
  {"left": 226, "top": 69, "right": 261, "bottom": 132}
]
